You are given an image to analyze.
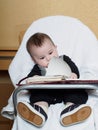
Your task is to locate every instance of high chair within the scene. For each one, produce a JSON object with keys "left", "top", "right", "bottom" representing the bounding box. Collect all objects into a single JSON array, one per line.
[{"left": 1, "top": 15, "right": 98, "bottom": 130}]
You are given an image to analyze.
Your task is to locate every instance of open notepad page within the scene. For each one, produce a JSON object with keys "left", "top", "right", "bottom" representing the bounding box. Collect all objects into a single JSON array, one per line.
[{"left": 46, "top": 57, "right": 71, "bottom": 76}]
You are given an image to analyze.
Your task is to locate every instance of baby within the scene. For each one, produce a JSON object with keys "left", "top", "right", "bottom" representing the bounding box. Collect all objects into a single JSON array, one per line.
[{"left": 17, "top": 32, "right": 91, "bottom": 127}]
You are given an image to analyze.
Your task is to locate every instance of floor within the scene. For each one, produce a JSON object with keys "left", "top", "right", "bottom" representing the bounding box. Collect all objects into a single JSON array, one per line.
[{"left": 0, "top": 70, "right": 14, "bottom": 130}]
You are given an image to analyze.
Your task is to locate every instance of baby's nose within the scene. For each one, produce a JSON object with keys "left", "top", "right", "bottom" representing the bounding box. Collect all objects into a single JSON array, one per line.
[{"left": 46, "top": 56, "right": 51, "bottom": 61}]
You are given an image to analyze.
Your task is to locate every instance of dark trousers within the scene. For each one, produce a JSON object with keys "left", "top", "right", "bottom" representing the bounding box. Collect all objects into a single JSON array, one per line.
[{"left": 29, "top": 89, "right": 88, "bottom": 106}]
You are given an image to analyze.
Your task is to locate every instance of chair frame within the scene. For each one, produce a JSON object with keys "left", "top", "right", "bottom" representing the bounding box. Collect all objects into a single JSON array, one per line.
[{"left": 13, "top": 79, "right": 98, "bottom": 116}]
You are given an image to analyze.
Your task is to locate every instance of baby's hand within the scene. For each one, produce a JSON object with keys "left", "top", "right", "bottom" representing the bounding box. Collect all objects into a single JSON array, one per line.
[{"left": 69, "top": 73, "right": 78, "bottom": 79}]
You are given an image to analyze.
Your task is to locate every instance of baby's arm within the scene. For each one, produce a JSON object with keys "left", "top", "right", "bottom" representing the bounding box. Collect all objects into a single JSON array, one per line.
[{"left": 27, "top": 64, "right": 41, "bottom": 77}]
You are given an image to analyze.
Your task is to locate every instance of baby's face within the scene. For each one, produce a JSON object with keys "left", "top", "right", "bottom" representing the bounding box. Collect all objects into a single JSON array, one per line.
[{"left": 30, "top": 39, "right": 58, "bottom": 68}]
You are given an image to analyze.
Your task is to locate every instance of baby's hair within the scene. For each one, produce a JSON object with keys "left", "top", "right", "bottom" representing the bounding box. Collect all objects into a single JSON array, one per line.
[{"left": 26, "top": 32, "right": 54, "bottom": 55}]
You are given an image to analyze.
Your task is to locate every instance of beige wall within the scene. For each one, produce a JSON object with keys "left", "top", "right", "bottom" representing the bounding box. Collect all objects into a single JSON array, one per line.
[{"left": 0, "top": 0, "right": 98, "bottom": 50}]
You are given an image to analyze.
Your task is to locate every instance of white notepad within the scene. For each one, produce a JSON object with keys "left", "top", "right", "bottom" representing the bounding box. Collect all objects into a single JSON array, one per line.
[{"left": 46, "top": 57, "right": 71, "bottom": 77}]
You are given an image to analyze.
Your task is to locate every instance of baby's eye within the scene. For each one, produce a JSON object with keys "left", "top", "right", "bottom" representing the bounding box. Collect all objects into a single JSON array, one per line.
[
  {"left": 39, "top": 57, "right": 45, "bottom": 60},
  {"left": 49, "top": 51, "right": 53, "bottom": 55}
]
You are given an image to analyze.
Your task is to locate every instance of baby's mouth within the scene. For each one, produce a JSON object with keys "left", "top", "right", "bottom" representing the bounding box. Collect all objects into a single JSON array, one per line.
[{"left": 46, "top": 64, "right": 49, "bottom": 68}]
